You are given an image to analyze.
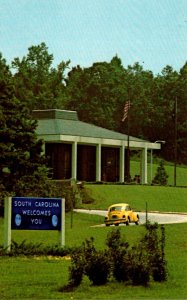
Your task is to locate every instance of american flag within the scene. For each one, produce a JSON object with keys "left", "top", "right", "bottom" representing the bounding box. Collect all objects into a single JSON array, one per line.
[{"left": 122, "top": 101, "right": 130, "bottom": 122}]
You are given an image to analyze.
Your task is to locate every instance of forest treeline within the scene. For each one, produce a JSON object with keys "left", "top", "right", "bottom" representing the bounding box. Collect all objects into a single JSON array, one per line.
[{"left": 1, "top": 42, "right": 187, "bottom": 164}]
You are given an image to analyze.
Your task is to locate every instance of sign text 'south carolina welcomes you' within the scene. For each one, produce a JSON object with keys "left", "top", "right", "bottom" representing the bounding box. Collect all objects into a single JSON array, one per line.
[{"left": 11, "top": 197, "right": 62, "bottom": 230}]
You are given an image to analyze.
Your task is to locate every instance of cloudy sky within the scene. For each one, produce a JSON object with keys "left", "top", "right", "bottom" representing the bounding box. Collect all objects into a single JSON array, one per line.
[{"left": 0, "top": 0, "right": 186, "bottom": 74}]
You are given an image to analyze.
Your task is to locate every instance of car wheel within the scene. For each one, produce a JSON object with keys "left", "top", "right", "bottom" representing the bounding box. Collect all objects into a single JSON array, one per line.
[
  {"left": 135, "top": 215, "right": 139, "bottom": 225},
  {"left": 106, "top": 224, "right": 110, "bottom": 227},
  {"left": 126, "top": 218, "right": 130, "bottom": 226},
  {"left": 115, "top": 223, "right": 119, "bottom": 226}
]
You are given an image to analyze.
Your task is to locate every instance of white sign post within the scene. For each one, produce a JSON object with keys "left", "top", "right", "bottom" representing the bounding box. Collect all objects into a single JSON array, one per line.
[
  {"left": 60, "top": 198, "right": 65, "bottom": 247},
  {"left": 4, "top": 197, "right": 12, "bottom": 252}
]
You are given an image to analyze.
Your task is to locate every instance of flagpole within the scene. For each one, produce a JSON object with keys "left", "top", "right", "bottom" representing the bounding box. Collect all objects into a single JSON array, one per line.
[
  {"left": 127, "top": 103, "right": 130, "bottom": 183},
  {"left": 174, "top": 97, "right": 177, "bottom": 186},
  {"left": 122, "top": 100, "right": 131, "bottom": 183}
]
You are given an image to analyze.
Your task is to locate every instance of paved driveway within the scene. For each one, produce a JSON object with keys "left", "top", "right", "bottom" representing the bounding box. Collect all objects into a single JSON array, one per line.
[{"left": 74, "top": 209, "right": 187, "bottom": 226}]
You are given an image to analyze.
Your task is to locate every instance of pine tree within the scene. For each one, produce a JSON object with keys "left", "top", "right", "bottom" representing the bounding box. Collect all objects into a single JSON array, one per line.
[
  {"left": 0, "top": 54, "right": 49, "bottom": 197},
  {"left": 152, "top": 160, "right": 169, "bottom": 186}
]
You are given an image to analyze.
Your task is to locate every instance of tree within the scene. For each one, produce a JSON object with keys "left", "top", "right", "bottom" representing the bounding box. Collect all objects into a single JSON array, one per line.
[
  {"left": 152, "top": 160, "right": 169, "bottom": 186},
  {"left": 150, "top": 64, "right": 187, "bottom": 164},
  {"left": 119, "top": 62, "right": 155, "bottom": 139},
  {"left": 2, "top": 42, "right": 185, "bottom": 165},
  {"left": 12, "top": 42, "right": 70, "bottom": 111},
  {"left": 65, "top": 57, "right": 186, "bottom": 164},
  {"left": 0, "top": 54, "right": 49, "bottom": 197},
  {"left": 65, "top": 56, "right": 127, "bottom": 130},
  {"left": 177, "top": 63, "right": 187, "bottom": 164}
]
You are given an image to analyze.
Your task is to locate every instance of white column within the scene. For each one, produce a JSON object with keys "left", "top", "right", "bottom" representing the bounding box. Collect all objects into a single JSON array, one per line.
[
  {"left": 119, "top": 145, "right": 125, "bottom": 182},
  {"left": 140, "top": 147, "right": 148, "bottom": 184},
  {"left": 71, "top": 141, "right": 77, "bottom": 180},
  {"left": 96, "top": 144, "right": 101, "bottom": 181},
  {"left": 150, "top": 149, "right": 153, "bottom": 183}
]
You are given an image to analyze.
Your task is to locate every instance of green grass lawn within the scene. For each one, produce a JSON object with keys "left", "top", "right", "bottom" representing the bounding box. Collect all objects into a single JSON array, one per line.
[
  {"left": 80, "top": 159, "right": 187, "bottom": 212},
  {"left": 131, "top": 159, "right": 187, "bottom": 187},
  {"left": 0, "top": 213, "right": 187, "bottom": 299},
  {"left": 83, "top": 184, "right": 187, "bottom": 212}
]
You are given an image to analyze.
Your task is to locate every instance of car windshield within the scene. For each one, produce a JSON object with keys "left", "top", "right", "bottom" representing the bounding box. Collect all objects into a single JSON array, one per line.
[{"left": 110, "top": 206, "right": 122, "bottom": 212}]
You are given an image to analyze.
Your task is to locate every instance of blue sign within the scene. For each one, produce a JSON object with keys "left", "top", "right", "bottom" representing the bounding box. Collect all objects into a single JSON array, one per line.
[{"left": 11, "top": 197, "right": 62, "bottom": 230}]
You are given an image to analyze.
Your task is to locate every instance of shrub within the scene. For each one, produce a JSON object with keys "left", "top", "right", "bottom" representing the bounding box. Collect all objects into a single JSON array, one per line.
[
  {"left": 64, "top": 237, "right": 111, "bottom": 288},
  {"left": 128, "top": 246, "right": 150, "bottom": 286},
  {"left": 0, "top": 240, "right": 71, "bottom": 257},
  {"left": 152, "top": 160, "right": 169, "bottom": 185},
  {"left": 152, "top": 253, "right": 167, "bottom": 282},
  {"left": 46, "top": 180, "right": 94, "bottom": 211},
  {"left": 151, "top": 225, "right": 167, "bottom": 282},
  {"left": 111, "top": 248, "right": 130, "bottom": 282},
  {"left": 85, "top": 249, "right": 111, "bottom": 285},
  {"left": 106, "top": 229, "right": 130, "bottom": 282},
  {"left": 106, "top": 228, "right": 128, "bottom": 250},
  {"left": 83, "top": 238, "right": 111, "bottom": 286},
  {"left": 142, "top": 222, "right": 167, "bottom": 282},
  {"left": 68, "top": 248, "right": 85, "bottom": 287}
]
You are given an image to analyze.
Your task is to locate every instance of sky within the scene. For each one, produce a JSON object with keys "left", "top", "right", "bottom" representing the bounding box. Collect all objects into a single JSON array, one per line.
[{"left": 0, "top": 0, "right": 187, "bottom": 74}]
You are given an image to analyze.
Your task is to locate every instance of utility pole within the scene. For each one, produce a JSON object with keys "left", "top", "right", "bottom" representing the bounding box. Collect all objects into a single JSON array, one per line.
[{"left": 174, "top": 97, "right": 177, "bottom": 187}]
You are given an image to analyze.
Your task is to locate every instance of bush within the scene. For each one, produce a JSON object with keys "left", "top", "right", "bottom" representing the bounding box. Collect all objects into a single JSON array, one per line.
[
  {"left": 106, "top": 228, "right": 128, "bottom": 250},
  {"left": 106, "top": 229, "right": 130, "bottom": 282},
  {"left": 128, "top": 246, "right": 150, "bottom": 286},
  {"left": 68, "top": 248, "right": 85, "bottom": 287},
  {"left": 83, "top": 238, "right": 111, "bottom": 286},
  {"left": 106, "top": 229, "right": 150, "bottom": 286},
  {"left": 85, "top": 250, "right": 110, "bottom": 285},
  {"left": 141, "top": 222, "right": 167, "bottom": 282},
  {"left": 73, "top": 221, "right": 166, "bottom": 287},
  {"left": 151, "top": 224, "right": 167, "bottom": 282},
  {"left": 63, "top": 237, "right": 111, "bottom": 289},
  {"left": 45, "top": 180, "right": 94, "bottom": 211},
  {"left": 152, "top": 253, "right": 167, "bottom": 282},
  {"left": 111, "top": 248, "right": 130, "bottom": 282},
  {"left": 0, "top": 240, "right": 71, "bottom": 257},
  {"left": 152, "top": 160, "right": 169, "bottom": 185}
]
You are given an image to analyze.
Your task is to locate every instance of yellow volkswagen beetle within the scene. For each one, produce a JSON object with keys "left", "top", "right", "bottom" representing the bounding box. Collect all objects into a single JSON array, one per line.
[{"left": 104, "top": 203, "right": 139, "bottom": 226}]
